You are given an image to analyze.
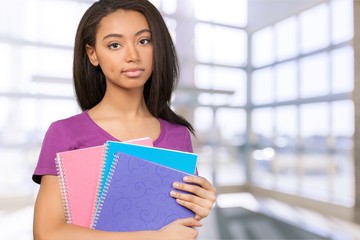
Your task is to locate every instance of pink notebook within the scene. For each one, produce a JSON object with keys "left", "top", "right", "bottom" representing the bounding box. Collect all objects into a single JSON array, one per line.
[{"left": 55, "top": 137, "right": 153, "bottom": 228}]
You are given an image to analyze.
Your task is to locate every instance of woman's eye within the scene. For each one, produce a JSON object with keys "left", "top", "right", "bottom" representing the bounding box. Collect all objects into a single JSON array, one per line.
[
  {"left": 109, "top": 43, "right": 120, "bottom": 49},
  {"left": 139, "top": 39, "right": 151, "bottom": 45}
]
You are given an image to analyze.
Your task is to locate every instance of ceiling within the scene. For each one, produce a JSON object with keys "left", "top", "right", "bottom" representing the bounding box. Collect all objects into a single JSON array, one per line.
[{"left": 247, "top": 0, "right": 328, "bottom": 33}]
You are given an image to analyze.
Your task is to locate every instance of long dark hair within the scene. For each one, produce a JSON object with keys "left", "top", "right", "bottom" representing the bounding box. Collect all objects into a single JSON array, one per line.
[{"left": 73, "top": 0, "right": 194, "bottom": 134}]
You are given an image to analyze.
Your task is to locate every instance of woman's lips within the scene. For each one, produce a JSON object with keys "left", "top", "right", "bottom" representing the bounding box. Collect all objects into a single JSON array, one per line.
[{"left": 122, "top": 68, "right": 144, "bottom": 77}]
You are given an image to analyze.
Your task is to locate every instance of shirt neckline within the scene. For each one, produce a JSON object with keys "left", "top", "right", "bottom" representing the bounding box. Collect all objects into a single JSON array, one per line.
[{"left": 82, "top": 110, "right": 165, "bottom": 146}]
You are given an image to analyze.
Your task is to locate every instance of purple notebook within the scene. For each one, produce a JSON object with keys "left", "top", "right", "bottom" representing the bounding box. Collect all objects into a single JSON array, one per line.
[{"left": 92, "top": 152, "right": 195, "bottom": 231}]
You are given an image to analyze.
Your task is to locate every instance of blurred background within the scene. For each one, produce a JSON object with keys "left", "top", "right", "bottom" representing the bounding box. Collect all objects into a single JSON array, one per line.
[{"left": 0, "top": 0, "right": 358, "bottom": 239}]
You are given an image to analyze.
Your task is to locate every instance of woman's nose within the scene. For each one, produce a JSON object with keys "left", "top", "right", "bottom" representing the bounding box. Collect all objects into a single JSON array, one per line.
[{"left": 125, "top": 44, "right": 140, "bottom": 62}]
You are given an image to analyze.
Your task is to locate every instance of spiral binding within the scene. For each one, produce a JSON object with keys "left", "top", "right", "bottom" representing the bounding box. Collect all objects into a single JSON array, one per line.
[
  {"left": 90, "top": 143, "right": 107, "bottom": 228},
  {"left": 55, "top": 154, "right": 72, "bottom": 224},
  {"left": 91, "top": 146, "right": 120, "bottom": 228}
]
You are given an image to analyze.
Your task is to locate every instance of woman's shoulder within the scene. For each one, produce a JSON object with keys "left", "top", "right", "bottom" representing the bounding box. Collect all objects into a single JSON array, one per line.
[{"left": 156, "top": 118, "right": 193, "bottom": 152}]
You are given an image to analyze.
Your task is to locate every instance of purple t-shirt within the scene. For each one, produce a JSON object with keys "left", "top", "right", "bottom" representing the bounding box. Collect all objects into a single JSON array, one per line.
[{"left": 32, "top": 111, "right": 193, "bottom": 184}]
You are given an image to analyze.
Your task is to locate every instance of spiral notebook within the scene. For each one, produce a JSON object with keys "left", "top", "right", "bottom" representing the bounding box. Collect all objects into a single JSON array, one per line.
[
  {"left": 55, "top": 137, "right": 153, "bottom": 228},
  {"left": 55, "top": 145, "right": 105, "bottom": 228},
  {"left": 92, "top": 152, "right": 195, "bottom": 231}
]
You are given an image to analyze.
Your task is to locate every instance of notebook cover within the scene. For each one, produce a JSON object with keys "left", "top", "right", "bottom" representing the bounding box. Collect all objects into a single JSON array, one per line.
[
  {"left": 55, "top": 145, "right": 105, "bottom": 228},
  {"left": 92, "top": 152, "right": 195, "bottom": 231}
]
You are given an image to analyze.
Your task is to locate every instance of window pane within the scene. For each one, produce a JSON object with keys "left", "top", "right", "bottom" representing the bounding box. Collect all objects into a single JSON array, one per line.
[
  {"left": 164, "top": 17, "right": 177, "bottom": 43},
  {"left": 21, "top": 46, "right": 73, "bottom": 96},
  {"left": 252, "top": 27, "right": 275, "bottom": 67},
  {"left": 275, "top": 106, "right": 298, "bottom": 141},
  {"left": 300, "top": 103, "right": 330, "bottom": 200},
  {"left": 194, "top": 0, "right": 247, "bottom": 27},
  {"left": 300, "top": 102, "right": 329, "bottom": 139},
  {"left": 300, "top": 53, "right": 330, "bottom": 98},
  {"left": 195, "top": 65, "right": 247, "bottom": 106},
  {"left": 252, "top": 108, "right": 274, "bottom": 142},
  {"left": 331, "top": 46, "right": 354, "bottom": 93},
  {"left": 148, "top": 0, "right": 160, "bottom": 8},
  {"left": 161, "top": 0, "right": 177, "bottom": 15},
  {"left": 274, "top": 106, "right": 298, "bottom": 192},
  {"left": 216, "top": 108, "right": 246, "bottom": 142},
  {"left": 195, "top": 23, "right": 247, "bottom": 66},
  {"left": 194, "top": 107, "right": 214, "bottom": 134},
  {"left": 23, "top": 0, "right": 90, "bottom": 46},
  {"left": 275, "top": 16, "right": 299, "bottom": 61},
  {"left": 332, "top": 100, "right": 354, "bottom": 205},
  {"left": 331, "top": 0, "right": 353, "bottom": 44},
  {"left": 252, "top": 108, "right": 275, "bottom": 188},
  {"left": 300, "top": 3, "right": 330, "bottom": 53},
  {"left": 332, "top": 100, "right": 354, "bottom": 138},
  {"left": 0, "top": 43, "right": 13, "bottom": 91},
  {"left": 252, "top": 67, "right": 274, "bottom": 105},
  {"left": 275, "top": 61, "right": 298, "bottom": 101}
]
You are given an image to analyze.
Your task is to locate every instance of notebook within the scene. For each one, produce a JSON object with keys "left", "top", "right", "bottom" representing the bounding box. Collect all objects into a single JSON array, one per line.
[
  {"left": 55, "top": 145, "right": 104, "bottom": 228},
  {"left": 92, "top": 152, "right": 195, "bottom": 231},
  {"left": 104, "top": 141, "right": 197, "bottom": 175},
  {"left": 55, "top": 137, "right": 153, "bottom": 228}
]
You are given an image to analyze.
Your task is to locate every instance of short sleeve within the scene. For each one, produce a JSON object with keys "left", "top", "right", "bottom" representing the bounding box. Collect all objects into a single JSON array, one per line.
[{"left": 32, "top": 121, "right": 72, "bottom": 184}]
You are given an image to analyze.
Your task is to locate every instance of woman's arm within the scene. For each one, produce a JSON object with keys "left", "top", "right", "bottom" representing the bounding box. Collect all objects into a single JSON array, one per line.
[
  {"left": 170, "top": 176, "right": 216, "bottom": 220},
  {"left": 33, "top": 175, "right": 202, "bottom": 240}
]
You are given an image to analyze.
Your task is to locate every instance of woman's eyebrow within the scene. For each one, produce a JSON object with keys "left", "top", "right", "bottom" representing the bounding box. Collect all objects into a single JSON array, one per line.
[{"left": 103, "top": 29, "right": 151, "bottom": 40}]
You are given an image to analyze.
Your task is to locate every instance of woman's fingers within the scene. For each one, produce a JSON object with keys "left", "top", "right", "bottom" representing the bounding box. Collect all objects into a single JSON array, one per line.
[{"left": 171, "top": 176, "right": 217, "bottom": 220}]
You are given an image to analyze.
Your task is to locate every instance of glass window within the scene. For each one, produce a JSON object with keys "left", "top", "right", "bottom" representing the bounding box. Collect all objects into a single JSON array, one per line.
[
  {"left": 216, "top": 108, "right": 246, "bottom": 142},
  {"left": 20, "top": 46, "right": 73, "bottom": 95},
  {"left": 0, "top": 43, "right": 13, "bottom": 91},
  {"left": 194, "top": 107, "right": 214, "bottom": 133},
  {"left": 274, "top": 106, "right": 298, "bottom": 192},
  {"left": 194, "top": 0, "right": 247, "bottom": 27},
  {"left": 275, "top": 106, "right": 298, "bottom": 141},
  {"left": 299, "top": 3, "right": 330, "bottom": 54},
  {"left": 275, "top": 16, "right": 299, "bottom": 61},
  {"left": 252, "top": 67, "right": 275, "bottom": 105},
  {"left": 252, "top": 108, "right": 274, "bottom": 145},
  {"left": 332, "top": 100, "right": 354, "bottom": 205},
  {"left": 164, "top": 17, "right": 177, "bottom": 43},
  {"left": 331, "top": 46, "right": 354, "bottom": 93},
  {"left": 195, "top": 23, "right": 247, "bottom": 66},
  {"left": 332, "top": 100, "right": 354, "bottom": 139},
  {"left": 300, "top": 103, "right": 330, "bottom": 140},
  {"left": 275, "top": 61, "right": 298, "bottom": 101},
  {"left": 300, "top": 53, "right": 330, "bottom": 98},
  {"left": 148, "top": 0, "right": 160, "bottom": 8},
  {"left": 161, "top": 0, "right": 177, "bottom": 15},
  {"left": 252, "top": 26, "right": 275, "bottom": 67},
  {"left": 195, "top": 65, "right": 247, "bottom": 106},
  {"left": 23, "top": 0, "right": 90, "bottom": 46},
  {"left": 331, "top": 0, "right": 353, "bottom": 44}
]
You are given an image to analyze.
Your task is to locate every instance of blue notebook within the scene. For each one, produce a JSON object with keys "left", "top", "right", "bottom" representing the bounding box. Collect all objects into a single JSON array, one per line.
[
  {"left": 92, "top": 152, "right": 195, "bottom": 231},
  {"left": 96, "top": 141, "right": 198, "bottom": 211}
]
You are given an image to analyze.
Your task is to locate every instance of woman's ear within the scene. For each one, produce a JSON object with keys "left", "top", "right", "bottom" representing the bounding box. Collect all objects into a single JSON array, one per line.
[{"left": 85, "top": 44, "right": 99, "bottom": 66}]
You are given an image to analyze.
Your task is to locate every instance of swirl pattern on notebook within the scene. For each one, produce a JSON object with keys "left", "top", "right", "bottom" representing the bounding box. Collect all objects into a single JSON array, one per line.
[{"left": 92, "top": 152, "right": 195, "bottom": 231}]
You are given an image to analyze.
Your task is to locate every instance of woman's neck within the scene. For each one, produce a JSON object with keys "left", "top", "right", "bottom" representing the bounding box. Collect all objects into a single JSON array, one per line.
[{"left": 90, "top": 88, "right": 151, "bottom": 120}]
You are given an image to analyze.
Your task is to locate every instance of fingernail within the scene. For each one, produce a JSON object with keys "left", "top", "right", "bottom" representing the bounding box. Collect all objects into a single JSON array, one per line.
[
  {"left": 170, "top": 191, "right": 176, "bottom": 196},
  {"left": 173, "top": 182, "right": 180, "bottom": 188},
  {"left": 183, "top": 176, "right": 189, "bottom": 181}
]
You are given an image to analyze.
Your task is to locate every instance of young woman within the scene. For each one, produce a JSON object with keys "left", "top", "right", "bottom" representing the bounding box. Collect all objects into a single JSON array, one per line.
[{"left": 32, "top": 0, "right": 216, "bottom": 239}]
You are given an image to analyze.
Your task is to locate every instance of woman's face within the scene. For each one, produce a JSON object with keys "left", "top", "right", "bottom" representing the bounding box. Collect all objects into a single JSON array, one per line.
[{"left": 86, "top": 9, "right": 153, "bottom": 92}]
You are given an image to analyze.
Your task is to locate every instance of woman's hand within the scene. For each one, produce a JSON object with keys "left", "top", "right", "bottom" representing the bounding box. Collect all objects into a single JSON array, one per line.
[
  {"left": 157, "top": 218, "right": 202, "bottom": 240},
  {"left": 170, "top": 176, "right": 216, "bottom": 220}
]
